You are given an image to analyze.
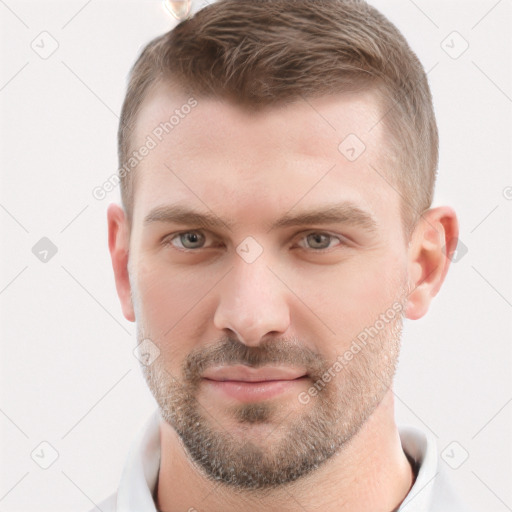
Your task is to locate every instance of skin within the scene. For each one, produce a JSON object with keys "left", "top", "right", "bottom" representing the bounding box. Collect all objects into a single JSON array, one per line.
[{"left": 108, "top": 82, "right": 458, "bottom": 512}]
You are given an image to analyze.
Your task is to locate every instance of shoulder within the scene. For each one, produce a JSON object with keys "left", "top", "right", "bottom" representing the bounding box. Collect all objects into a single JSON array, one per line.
[{"left": 88, "top": 491, "right": 117, "bottom": 512}]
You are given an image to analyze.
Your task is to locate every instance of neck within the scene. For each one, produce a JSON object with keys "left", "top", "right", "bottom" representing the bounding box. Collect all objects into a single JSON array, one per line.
[{"left": 156, "top": 389, "right": 415, "bottom": 512}]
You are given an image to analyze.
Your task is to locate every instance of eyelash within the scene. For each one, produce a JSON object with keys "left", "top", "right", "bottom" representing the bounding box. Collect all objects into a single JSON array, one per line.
[{"left": 163, "top": 230, "right": 348, "bottom": 252}]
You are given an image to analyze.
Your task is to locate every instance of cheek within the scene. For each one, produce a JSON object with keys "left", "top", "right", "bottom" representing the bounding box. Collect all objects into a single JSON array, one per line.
[
  {"left": 289, "top": 251, "right": 406, "bottom": 339},
  {"left": 131, "top": 257, "right": 217, "bottom": 357},
  {"left": 134, "top": 255, "right": 209, "bottom": 319}
]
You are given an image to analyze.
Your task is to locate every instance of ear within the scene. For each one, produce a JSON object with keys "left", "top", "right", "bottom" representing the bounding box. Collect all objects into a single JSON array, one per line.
[
  {"left": 405, "top": 206, "right": 459, "bottom": 320},
  {"left": 107, "top": 203, "right": 135, "bottom": 322}
]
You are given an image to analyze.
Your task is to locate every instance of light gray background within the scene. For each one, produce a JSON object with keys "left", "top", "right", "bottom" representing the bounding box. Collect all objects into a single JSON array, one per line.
[{"left": 0, "top": 0, "right": 511, "bottom": 510}]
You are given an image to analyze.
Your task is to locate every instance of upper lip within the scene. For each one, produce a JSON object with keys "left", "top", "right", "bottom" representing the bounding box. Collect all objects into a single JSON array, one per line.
[{"left": 202, "top": 365, "right": 308, "bottom": 382}]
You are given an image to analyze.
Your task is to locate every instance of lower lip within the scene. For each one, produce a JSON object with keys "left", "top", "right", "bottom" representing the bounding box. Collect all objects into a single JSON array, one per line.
[{"left": 202, "top": 377, "right": 308, "bottom": 402}]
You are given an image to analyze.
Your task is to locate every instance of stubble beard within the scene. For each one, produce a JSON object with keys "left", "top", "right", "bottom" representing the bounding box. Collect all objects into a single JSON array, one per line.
[{"left": 139, "top": 295, "right": 405, "bottom": 492}]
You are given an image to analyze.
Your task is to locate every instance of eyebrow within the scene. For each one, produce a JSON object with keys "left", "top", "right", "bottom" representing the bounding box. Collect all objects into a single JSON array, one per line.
[
  {"left": 144, "top": 205, "right": 231, "bottom": 230},
  {"left": 143, "top": 202, "right": 378, "bottom": 233},
  {"left": 270, "top": 203, "right": 377, "bottom": 232}
]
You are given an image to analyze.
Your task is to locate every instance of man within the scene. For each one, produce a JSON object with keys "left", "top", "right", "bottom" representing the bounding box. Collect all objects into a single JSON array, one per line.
[{"left": 102, "top": 0, "right": 472, "bottom": 510}]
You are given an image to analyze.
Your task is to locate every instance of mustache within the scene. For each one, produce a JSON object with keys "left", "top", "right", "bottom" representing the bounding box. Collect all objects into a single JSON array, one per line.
[{"left": 182, "top": 335, "right": 329, "bottom": 384}]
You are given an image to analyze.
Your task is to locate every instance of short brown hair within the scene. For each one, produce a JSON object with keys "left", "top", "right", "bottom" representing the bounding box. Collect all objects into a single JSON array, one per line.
[{"left": 118, "top": 0, "right": 438, "bottom": 234}]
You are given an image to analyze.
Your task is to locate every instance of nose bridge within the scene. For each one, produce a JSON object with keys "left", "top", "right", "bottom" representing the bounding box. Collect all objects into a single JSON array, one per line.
[{"left": 213, "top": 252, "right": 290, "bottom": 345}]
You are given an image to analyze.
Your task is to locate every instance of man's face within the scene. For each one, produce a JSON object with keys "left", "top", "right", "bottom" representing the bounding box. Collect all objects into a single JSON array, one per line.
[{"left": 126, "top": 83, "right": 410, "bottom": 489}]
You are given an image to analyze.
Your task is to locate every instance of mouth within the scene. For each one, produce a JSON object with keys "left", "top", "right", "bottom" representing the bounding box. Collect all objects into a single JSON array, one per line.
[
  {"left": 201, "top": 365, "right": 309, "bottom": 401},
  {"left": 202, "top": 364, "right": 308, "bottom": 382}
]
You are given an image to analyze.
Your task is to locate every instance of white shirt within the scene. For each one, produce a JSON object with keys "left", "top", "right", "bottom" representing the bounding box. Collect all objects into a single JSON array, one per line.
[{"left": 92, "top": 408, "right": 473, "bottom": 512}]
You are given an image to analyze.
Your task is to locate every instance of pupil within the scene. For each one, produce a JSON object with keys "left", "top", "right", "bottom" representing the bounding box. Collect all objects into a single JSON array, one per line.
[
  {"left": 310, "top": 233, "right": 327, "bottom": 248},
  {"left": 182, "top": 232, "right": 202, "bottom": 247}
]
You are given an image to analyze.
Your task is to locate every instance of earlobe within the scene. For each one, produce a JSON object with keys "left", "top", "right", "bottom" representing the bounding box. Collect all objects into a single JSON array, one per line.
[
  {"left": 405, "top": 206, "right": 459, "bottom": 321},
  {"left": 107, "top": 203, "right": 136, "bottom": 323}
]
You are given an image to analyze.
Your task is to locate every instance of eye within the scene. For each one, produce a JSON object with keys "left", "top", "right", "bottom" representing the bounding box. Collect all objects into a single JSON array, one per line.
[
  {"left": 166, "top": 230, "right": 208, "bottom": 250},
  {"left": 297, "top": 232, "right": 344, "bottom": 251}
]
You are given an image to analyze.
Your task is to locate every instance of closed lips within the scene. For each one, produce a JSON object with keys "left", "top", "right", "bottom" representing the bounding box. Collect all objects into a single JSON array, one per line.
[{"left": 202, "top": 365, "right": 308, "bottom": 382}]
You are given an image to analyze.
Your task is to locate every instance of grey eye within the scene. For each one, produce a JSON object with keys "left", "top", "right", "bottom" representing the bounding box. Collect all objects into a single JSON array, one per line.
[
  {"left": 305, "top": 233, "right": 333, "bottom": 250},
  {"left": 179, "top": 231, "right": 205, "bottom": 249}
]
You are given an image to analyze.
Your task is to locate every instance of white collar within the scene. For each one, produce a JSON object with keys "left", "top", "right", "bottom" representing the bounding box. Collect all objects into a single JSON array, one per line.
[
  {"left": 396, "top": 425, "right": 439, "bottom": 511},
  {"left": 116, "top": 408, "right": 161, "bottom": 512}
]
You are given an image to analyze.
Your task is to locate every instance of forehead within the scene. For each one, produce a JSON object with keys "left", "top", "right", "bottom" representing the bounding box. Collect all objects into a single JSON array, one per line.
[
  {"left": 134, "top": 82, "right": 387, "bottom": 151},
  {"left": 130, "top": 82, "right": 400, "bottom": 232}
]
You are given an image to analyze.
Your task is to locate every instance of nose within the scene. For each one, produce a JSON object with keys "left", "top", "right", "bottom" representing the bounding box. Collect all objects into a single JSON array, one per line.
[{"left": 213, "top": 255, "right": 291, "bottom": 346}]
